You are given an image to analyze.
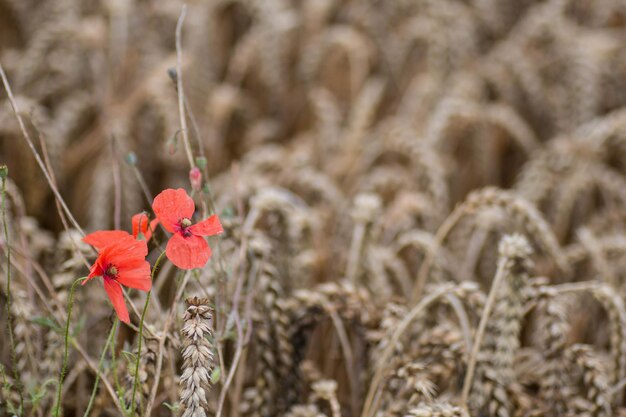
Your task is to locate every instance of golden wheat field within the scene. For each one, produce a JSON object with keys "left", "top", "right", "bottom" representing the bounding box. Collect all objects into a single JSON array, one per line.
[{"left": 3, "top": 0, "right": 626, "bottom": 416}]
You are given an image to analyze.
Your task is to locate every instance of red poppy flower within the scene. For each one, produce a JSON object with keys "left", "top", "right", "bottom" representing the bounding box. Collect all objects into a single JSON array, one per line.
[
  {"left": 82, "top": 233, "right": 151, "bottom": 323},
  {"left": 132, "top": 212, "right": 160, "bottom": 241},
  {"left": 152, "top": 188, "right": 223, "bottom": 270}
]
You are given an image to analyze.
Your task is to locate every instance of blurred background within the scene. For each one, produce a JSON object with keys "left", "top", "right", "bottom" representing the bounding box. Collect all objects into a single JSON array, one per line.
[
  {"left": 1, "top": 0, "right": 625, "bottom": 236},
  {"left": 4, "top": 0, "right": 626, "bottom": 416}
]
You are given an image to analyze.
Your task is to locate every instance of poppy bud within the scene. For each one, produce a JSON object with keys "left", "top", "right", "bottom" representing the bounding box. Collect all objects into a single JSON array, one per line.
[
  {"left": 195, "top": 156, "right": 207, "bottom": 170},
  {"left": 0, "top": 165, "right": 7, "bottom": 180},
  {"left": 189, "top": 167, "right": 202, "bottom": 191}
]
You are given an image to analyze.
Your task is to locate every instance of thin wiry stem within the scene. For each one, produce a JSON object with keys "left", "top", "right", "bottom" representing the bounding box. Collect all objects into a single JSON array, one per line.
[
  {"left": 111, "top": 313, "right": 123, "bottom": 396},
  {"left": 215, "top": 252, "right": 259, "bottom": 417},
  {"left": 217, "top": 179, "right": 251, "bottom": 411},
  {"left": 53, "top": 277, "right": 87, "bottom": 417},
  {"left": 5, "top": 246, "right": 61, "bottom": 317},
  {"left": 1, "top": 168, "right": 23, "bottom": 415},
  {"left": 229, "top": 230, "right": 258, "bottom": 417},
  {"left": 444, "top": 293, "right": 473, "bottom": 360},
  {"left": 84, "top": 319, "right": 118, "bottom": 417},
  {"left": 460, "top": 256, "right": 508, "bottom": 409},
  {"left": 329, "top": 309, "right": 359, "bottom": 417},
  {"left": 130, "top": 296, "right": 152, "bottom": 414},
  {"left": 32, "top": 119, "right": 92, "bottom": 269},
  {"left": 70, "top": 339, "right": 125, "bottom": 413},
  {"left": 6, "top": 242, "right": 124, "bottom": 413},
  {"left": 143, "top": 271, "right": 191, "bottom": 416},
  {"left": 175, "top": 4, "right": 195, "bottom": 169},
  {"left": 173, "top": 6, "right": 234, "bottom": 381},
  {"left": 361, "top": 284, "right": 454, "bottom": 417},
  {"left": 130, "top": 251, "right": 167, "bottom": 415},
  {"left": 412, "top": 207, "right": 465, "bottom": 302},
  {"left": 0, "top": 63, "right": 86, "bottom": 237},
  {"left": 131, "top": 164, "right": 153, "bottom": 206},
  {"left": 169, "top": 69, "right": 205, "bottom": 162},
  {"left": 110, "top": 136, "right": 122, "bottom": 230},
  {"left": 346, "top": 222, "right": 366, "bottom": 284}
]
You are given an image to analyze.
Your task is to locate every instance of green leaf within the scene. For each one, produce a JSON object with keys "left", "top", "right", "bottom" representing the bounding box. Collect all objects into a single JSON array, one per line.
[
  {"left": 29, "top": 379, "right": 56, "bottom": 410},
  {"left": 31, "top": 316, "right": 62, "bottom": 333},
  {"left": 120, "top": 351, "right": 137, "bottom": 376},
  {"left": 210, "top": 366, "right": 221, "bottom": 384},
  {"left": 163, "top": 402, "right": 180, "bottom": 412}
]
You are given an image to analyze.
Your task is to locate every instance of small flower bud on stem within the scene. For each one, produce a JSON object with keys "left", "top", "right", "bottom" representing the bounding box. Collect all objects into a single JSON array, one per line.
[{"left": 189, "top": 167, "right": 202, "bottom": 191}]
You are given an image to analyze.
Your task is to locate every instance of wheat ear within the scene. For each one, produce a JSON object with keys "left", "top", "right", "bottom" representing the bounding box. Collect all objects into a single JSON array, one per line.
[{"left": 179, "top": 297, "right": 215, "bottom": 417}]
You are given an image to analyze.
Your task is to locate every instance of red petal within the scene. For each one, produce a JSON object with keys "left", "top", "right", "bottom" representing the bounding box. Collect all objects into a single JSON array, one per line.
[
  {"left": 165, "top": 233, "right": 211, "bottom": 270},
  {"left": 189, "top": 215, "right": 224, "bottom": 237},
  {"left": 103, "top": 278, "right": 130, "bottom": 324},
  {"left": 152, "top": 188, "right": 195, "bottom": 233},
  {"left": 132, "top": 213, "right": 148, "bottom": 238},
  {"left": 85, "top": 256, "right": 105, "bottom": 284},
  {"left": 116, "top": 262, "right": 152, "bottom": 291},
  {"left": 131, "top": 213, "right": 160, "bottom": 241},
  {"left": 103, "top": 235, "right": 148, "bottom": 267},
  {"left": 83, "top": 230, "right": 132, "bottom": 250}
]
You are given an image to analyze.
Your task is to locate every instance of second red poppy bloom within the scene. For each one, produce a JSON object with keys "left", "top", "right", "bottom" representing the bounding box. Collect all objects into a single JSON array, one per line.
[
  {"left": 83, "top": 232, "right": 151, "bottom": 323},
  {"left": 152, "top": 188, "right": 223, "bottom": 270},
  {"left": 132, "top": 212, "right": 160, "bottom": 241}
]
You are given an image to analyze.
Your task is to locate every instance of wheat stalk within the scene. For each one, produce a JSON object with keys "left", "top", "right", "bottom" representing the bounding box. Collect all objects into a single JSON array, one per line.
[{"left": 179, "top": 297, "right": 215, "bottom": 417}]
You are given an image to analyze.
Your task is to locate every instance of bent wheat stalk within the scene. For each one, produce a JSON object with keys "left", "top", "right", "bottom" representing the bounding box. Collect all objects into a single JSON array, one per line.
[
  {"left": 361, "top": 284, "right": 455, "bottom": 417},
  {"left": 461, "top": 234, "right": 532, "bottom": 412}
]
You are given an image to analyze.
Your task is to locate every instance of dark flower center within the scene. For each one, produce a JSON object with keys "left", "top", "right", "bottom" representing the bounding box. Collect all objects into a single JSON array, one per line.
[
  {"left": 104, "top": 264, "right": 118, "bottom": 280},
  {"left": 177, "top": 218, "right": 193, "bottom": 237}
]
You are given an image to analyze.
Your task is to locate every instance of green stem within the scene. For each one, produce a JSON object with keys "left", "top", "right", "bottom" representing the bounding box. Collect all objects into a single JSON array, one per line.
[
  {"left": 1, "top": 173, "right": 23, "bottom": 416},
  {"left": 84, "top": 319, "right": 118, "bottom": 417},
  {"left": 53, "top": 276, "right": 86, "bottom": 417},
  {"left": 129, "top": 251, "right": 167, "bottom": 415},
  {"left": 111, "top": 318, "right": 122, "bottom": 397}
]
